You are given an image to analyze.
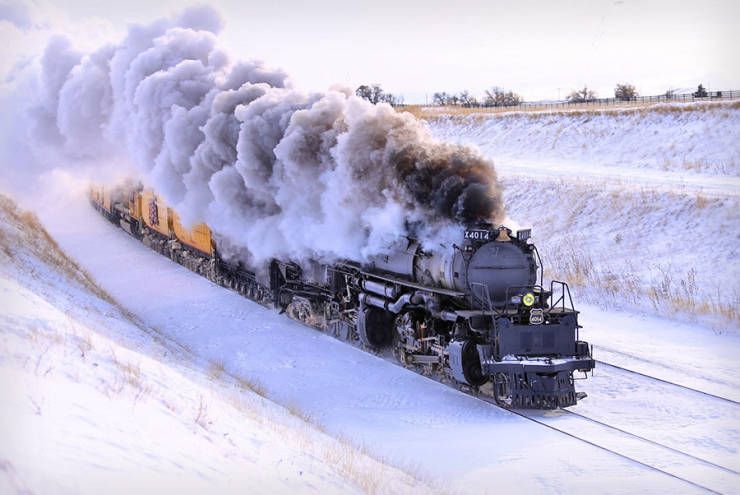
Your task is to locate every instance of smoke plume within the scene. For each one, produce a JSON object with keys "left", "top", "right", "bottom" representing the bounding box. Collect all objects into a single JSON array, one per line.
[{"left": 22, "top": 6, "right": 504, "bottom": 266}]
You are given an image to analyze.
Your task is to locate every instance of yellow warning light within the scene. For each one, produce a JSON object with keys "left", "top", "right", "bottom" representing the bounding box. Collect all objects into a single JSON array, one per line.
[{"left": 522, "top": 293, "right": 536, "bottom": 307}]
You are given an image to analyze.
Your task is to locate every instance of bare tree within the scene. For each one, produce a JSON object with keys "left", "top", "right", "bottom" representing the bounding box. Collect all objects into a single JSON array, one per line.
[
  {"left": 355, "top": 84, "right": 376, "bottom": 103},
  {"left": 458, "top": 91, "right": 479, "bottom": 107},
  {"left": 483, "top": 87, "right": 522, "bottom": 107},
  {"left": 614, "top": 83, "right": 638, "bottom": 101},
  {"left": 355, "top": 84, "right": 401, "bottom": 105},
  {"left": 432, "top": 92, "right": 450, "bottom": 105},
  {"left": 567, "top": 86, "right": 597, "bottom": 103}
]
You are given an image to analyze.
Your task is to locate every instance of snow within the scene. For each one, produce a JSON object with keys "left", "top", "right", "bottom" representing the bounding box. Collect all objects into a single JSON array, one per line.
[
  {"left": 580, "top": 306, "right": 740, "bottom": 402},
  {"left": 428, "top": 103, "right": 740, "bottom": 176},
  {"left": 0, "top": 197, "right": 430, "bottom": 494}
]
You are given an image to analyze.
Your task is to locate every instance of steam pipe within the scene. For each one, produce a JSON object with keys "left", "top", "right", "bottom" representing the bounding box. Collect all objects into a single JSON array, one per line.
[
  {"left": 411, "top": 292, "right": 458, "bottom": 322},
  {"left": 359, "top": 292, "right": 412, "bottom": 314},
  {"left": 359, "top": 291, "right": 458, "bottom": 321},
  {"left": 360, "top": 280, "right": 398, "bottom": 299},
  {"left": 436, "top": 310, "right": 459, "bottom": 322}
]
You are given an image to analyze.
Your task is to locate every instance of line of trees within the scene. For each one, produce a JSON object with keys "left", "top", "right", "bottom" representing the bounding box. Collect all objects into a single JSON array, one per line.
[
  {"left": 432, "top": 87, "right": 523, "bottom": 107},
  {"left": 568, "top": 83, "right": 707, "bottom": 102},
  {"left": 431, "top": 84, "right": 639, "bottom": 106},
  {"left": 357, "top": 82, "right": 716, "bottom": 107}
]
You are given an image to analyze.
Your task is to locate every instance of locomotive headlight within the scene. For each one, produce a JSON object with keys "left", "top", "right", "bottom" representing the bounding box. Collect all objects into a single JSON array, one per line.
[{"left": 522, "top": 292, "right": 536, "bottom": 307}]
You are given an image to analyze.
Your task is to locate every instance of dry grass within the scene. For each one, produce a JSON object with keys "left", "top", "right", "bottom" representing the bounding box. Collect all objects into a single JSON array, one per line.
[
  {"left": 219, "top": 372, "right": 436, "bottom": 493},
  {"left": 400, "top": 99, "right": 740, "bottom": 121},
  {"left": 209, "top": 371, "right": 437, "bottom": 493},
  {"left": 285, "top": 401, "right": 315, "bottom": 425},
  {"left": 0, "top": 194, "right": 113, "bottom": 304},
  {"left": 207, "top": 360, "right": 226, "bottom": 381},
  {"left": 72, "top": 332, "right": 93, "bottom": 359},
  {"left": 323, "top": 439, "right": 378, "bottom": 492},
  {"left": 546, "top": 242, "right": 738, "bottom": 323},
  {"left": 107, "top": 349, "right": 150, "bottom": 400},
  {"left": 236, "top": 375, "right": 267, "bottom": 397},
  {"left": 194, "top": 395, "right": 210, "bottom": 430},
  {"left": 504, "top": 177, "right": 738, "bottom": 325}
]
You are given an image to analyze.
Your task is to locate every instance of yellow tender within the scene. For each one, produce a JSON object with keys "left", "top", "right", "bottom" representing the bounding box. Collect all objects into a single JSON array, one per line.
[{"left": 171, "top": 211, "right": 214, "bottom": 256}]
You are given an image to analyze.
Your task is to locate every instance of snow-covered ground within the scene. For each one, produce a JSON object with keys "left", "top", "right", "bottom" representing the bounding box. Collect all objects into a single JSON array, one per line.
[
  {"left": 429, "top": 102, "right": 740, "bottom": 176},
  {"left": 428, "top": 103, "right": 740, "bottom": 327},
  {"left": 0, "top": 196, "right": 430, "bottom": 494}
]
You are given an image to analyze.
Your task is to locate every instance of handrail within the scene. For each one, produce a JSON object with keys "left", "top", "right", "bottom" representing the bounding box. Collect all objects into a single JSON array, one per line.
[
  {"left": 549, "top": 280, "right": 575, "bottom": 312},
  {"left": 470, "top": 282, "right": 493, "bottom": 312},
  {"left": 532, "top": 245, "right": 544, "bottom": 287}
]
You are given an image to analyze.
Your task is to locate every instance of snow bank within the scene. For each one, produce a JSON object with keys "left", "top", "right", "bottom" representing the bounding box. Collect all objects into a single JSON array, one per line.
[
  {"left": 429, "top": 103, "right": 740, "bottom": 175},
  {"left": 0, "top": 195, "right": 429, "bottom": 494},
  {"left": 502, "top": 178, "right": 739, "bottom": 327}
]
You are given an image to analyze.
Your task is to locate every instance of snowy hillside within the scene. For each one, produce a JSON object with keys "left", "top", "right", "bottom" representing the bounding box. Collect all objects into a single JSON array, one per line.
[
  {"left": 0, "top": 195, "right": 430, "bottom": 494},
  {"left": 429, "top": 102, "right": 740, "bottom": 175},
  {"left": 427, "top": 102, "right": 740, "bottom": 327}
]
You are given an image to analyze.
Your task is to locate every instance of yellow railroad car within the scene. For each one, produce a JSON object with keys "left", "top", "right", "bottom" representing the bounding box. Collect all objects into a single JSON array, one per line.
[
  {"left": 171, "top": 211, "right": 214, "bottom": 256},
  {"left": 140, "top": 188, "right": 172, "bottom": 238}
]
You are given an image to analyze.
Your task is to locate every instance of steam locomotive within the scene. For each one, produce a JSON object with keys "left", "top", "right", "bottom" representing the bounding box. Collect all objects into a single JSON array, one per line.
[{"left": 90, "top": 183, "right": 595, "bottom": 409}]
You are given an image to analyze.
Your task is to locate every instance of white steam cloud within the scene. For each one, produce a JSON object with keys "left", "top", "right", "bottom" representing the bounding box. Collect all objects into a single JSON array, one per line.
[{"left": 21, "top": 6, "right": 504, "bottom": 266}]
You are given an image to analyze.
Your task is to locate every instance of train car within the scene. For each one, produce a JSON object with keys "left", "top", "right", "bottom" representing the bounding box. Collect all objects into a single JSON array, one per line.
[
  {"left": 171, "top": 212, "right": 214, "bottom": 257},
  {"left": 140, "top": 188, "right": 172, "bottom": 239}
]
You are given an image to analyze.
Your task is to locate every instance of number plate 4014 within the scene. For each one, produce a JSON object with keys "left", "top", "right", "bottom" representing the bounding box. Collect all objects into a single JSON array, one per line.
[{"left": 464, "top": 229, "right": 491, "bottom": 241}]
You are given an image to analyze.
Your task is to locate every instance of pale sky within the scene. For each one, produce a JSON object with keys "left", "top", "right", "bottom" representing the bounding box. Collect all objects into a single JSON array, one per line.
[{"left": 1, "top": 0, "right": 739, "bottom": 103}]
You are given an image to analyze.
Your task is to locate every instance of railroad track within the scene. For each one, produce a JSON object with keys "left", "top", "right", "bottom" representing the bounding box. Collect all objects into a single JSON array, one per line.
[
  {"left": 593, "top": 344, "right": 740, "bottom": 403},
  {"left": 470, "top": 393, "right": 740, "bottom": 495},
  {"left": 596, "top": 359, "right": 740, "bottom": 406},
  {"left": 470, "top": 352, "right": 740, "bottom": 494},
  {"left": 452, "top": 345, "right": 740, "bottom": 494}
]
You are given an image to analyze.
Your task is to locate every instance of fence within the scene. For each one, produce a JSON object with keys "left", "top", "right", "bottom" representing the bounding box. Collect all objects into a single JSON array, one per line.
[{"left": 411, "top": 89, "right": 740, "bottom": 113}]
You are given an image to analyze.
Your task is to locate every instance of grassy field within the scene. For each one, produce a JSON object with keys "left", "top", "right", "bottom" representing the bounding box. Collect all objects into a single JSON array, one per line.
[{"left": 400, "top": 99, "right": 740, "bottom": 120}]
